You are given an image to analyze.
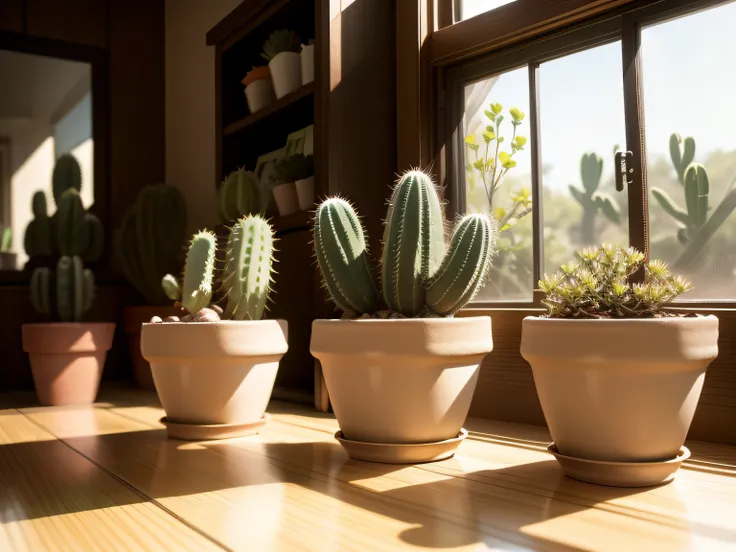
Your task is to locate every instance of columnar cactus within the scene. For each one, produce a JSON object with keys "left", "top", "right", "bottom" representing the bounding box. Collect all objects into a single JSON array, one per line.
[
  {"left": 159, "top": 215, "right": 276, "bottom": 321},
  {"left": 313, "top": 170, "right": 495, "bottom": 318},
  {"left": 30, "top": 256, "right": 95, "bottom": 322},
  {"left": 669, "top": 133, "right": 696, "bottom": 185},
  {"left": 569, "top": 153, "right": 621, "bottom": 244},
  {"left": 117, "top": 184, "right": 188, "bottom": 305},
  {"left": 52, "top": 153, "right": 82, "bottom": 207},
  {"left": 219, "top": 168, "right": 260, "bottom": 222},
  {"left": 24, "top": 191, "right": 53, "bottom": 258}
]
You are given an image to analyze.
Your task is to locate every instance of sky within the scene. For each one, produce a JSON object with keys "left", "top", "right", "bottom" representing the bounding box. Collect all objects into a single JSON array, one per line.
[{"left": 463, "top": 0, "right": 736, "bottom": 195}]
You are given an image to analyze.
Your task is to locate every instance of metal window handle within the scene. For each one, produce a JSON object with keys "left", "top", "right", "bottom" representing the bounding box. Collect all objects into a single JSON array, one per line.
[{"left": 614, "top": 150, "right": 634, "bottom": 192}]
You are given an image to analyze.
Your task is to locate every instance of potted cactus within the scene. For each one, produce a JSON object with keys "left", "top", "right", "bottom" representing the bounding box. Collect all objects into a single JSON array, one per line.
[
  {"left": 521, "top": 245, "right": 719, "bottom": 487},
  {"left": 116, "top": 184, "right": 188, "bottom": 389},
  {"left": 140, "top": 215, "right": 288, "bottom": 441},
  {"left": 310, "top": 170, "right": 495, "bottom": 464},
  {"left": 23, "top": 153, "right": 104, "bottom": 270},
  {"left": 261, "top": 29, "right": 302, "bottom": 99},
  {"left": 272, "top": 154, "right": 314, "bottom": 216},
  {"left": 0, "top": 226, "right": 15, "bottom": 270},
  {"left": 242, "top": 66, "right": 276, "bottom": 113},
  {"left": 218, "top": 168, "right": 261, "bottom": 222},
  {"left": 22, "top": 256, "right": 114, "bottom": 405}
]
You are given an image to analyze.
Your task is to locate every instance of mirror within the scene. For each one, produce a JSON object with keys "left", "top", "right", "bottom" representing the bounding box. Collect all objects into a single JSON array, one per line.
[{"left": 0, "top": 49, "right": 93, "bottom": 271}]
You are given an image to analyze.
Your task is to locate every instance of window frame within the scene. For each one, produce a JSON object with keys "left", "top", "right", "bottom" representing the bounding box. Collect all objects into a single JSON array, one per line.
[{"left": 430, "top": 0, "right": 736, "bottom": 309}]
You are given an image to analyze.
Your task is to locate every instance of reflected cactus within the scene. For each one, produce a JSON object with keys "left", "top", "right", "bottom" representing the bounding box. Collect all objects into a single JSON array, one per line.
[
  {"left": 313, "top": 170, "right": 495, "bottom": 318},
  {"left": 30, "top": 256, "right": 95, "bottom": 322},
  {"left": 569, "top": 153, "right": 621, "bottom": 244},
  {"left": 52, "top": 153, "right": 82, "bottom": 207},
  {"left": 24, "top": 191, "right": 53, "bottom": 258},
  {"left": 219, "top": 168, "right": 260, "bottom": 222},
  {"left": 160, "top": 215, "right": 276, "bottom": 320}
]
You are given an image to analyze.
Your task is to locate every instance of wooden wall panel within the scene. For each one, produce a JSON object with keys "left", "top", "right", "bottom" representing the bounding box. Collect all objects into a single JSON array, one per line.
[
  {"left": 0, "top": 0, "right": 23, "bottom": 33},
  {"left": 26, "top": 0, "right": 108, "bottom": 48},
  {"left": 108, "top": 0, "right": 165, "bottom": 230}
]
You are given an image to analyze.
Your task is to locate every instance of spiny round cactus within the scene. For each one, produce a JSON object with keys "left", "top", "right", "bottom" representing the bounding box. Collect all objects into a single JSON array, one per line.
[
  {"left": 222, "top": 215, "right": 275, "bottom": 320},
  {"left": 313, "top": 197, "right": 380, "bottom": 314},
  {"left": 314, "top": 169, "right": 497, "bottom": 318},
  {"left": 381, "top": 170, "right": 446, "bottom": 317},
  {"left": 52, "top": 154, "right": 82, "bottom": 207},
  {"left": 219, "top": 168, "right": 260, "bottom": 222}
]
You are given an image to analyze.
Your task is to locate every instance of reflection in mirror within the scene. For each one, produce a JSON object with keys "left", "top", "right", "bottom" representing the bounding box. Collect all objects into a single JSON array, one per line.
[{"left": 0, "top": 49, "right": 93, "bottom": 271}]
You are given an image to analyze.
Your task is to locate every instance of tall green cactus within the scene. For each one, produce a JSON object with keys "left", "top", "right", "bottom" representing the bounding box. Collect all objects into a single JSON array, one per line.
[
  {"left": 219, "top": 168, "right": 260, "bottom": 222},
  {"left": 117, "top": 184, "right": 188, "bottom": 305},
  {"left": 313, "top": 170, "right": 495, "bottom": 318},
  {"left": 669, "top": 133, "right": 696, "bottom": 185},
  {"left": 313, "top": 198, "right": 380, "bottom": 314},
  {"left": 222, "top": 216, "right": 275, "bottom": 320},
  {"left": 24, "top": 191, "right": 53, "bottom": 258},
  {"left": 29, "top": 256, "right": 95, "bottom": 322},
  {"left": 160, "top": 216, "right": 276, "bottom": 320},
  {"left": 381, "top": 170, "right": 446, "bottom": 316},
  {"left": 52, "top": 154, "right": 82, "bottom": 207},
  {"left": 569, "top": 153, "right": 621, "bottom": 244}
]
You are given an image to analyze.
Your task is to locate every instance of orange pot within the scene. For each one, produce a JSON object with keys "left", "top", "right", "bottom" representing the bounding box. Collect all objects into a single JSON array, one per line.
[
  {"left": 123, "top": 305, "right": 180, "bottom": 390},
  {"left": 22, "top": 322, "right": 115, "bottom": 406}
]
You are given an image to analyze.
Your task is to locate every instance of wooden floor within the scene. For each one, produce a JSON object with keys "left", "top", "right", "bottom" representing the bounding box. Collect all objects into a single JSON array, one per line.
[{"left": 1, "top": 388, "right": 735, "bottom": 551}]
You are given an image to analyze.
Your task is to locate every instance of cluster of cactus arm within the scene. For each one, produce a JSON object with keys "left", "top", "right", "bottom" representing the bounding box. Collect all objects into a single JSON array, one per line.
[
  {"left": 313, "top": 170, "right": 495, "bottom": 318},
  {"left": 569, "top": 151, "right": 621, "bottom": 244},
  {"left": 157, "top": 215, "right": 276, "bottom": 322}
]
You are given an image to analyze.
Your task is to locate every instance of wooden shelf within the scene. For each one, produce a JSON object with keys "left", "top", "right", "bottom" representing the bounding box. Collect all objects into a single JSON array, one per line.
[{"left": 223, "top": 82, "right": 314, "bottom": 137}]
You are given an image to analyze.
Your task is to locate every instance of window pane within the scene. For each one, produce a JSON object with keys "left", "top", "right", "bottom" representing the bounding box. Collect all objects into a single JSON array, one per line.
[
  {"left": 463, "top": 67, "right": 533, "bottom": 302},
  {"left": 538, "top": 41, "right": 628, "bottom": 274},
  {"left": 457, "top": 0, "right": 517, "bottom": 21},
  {"left": 642, "top": 1, "right": 736, "bottom": 301}
]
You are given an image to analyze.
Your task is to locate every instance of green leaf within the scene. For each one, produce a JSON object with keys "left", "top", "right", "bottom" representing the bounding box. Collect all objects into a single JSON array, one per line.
[
  {"left": 490, "top": 103, "right": 503, "bottom": 115},
  {"left": 484, "top": 109, "right": 496, "bottom": 121},
  {"left": 514, "top": 136, "right": 527, "bottom": 147},
  {"left": 472, "top": 160, "right": 484, "bottom": 171},
  {"left": 465, "top": 135, "right": 476, "bottom": 146},
  {"left": 497, "top": 115, "right": 505, "bottom": 126},
  {"left": 499, "top": 152, "right": 510, "bottom": 164},
  {"left": 503, "top": 159, "right": 517, "bottom": 169},
  {"left": 482, "top": 130, "right": 495, "bottom": 144},
  {"left": 509, "top": 107, "right": 525, "bottom": 123}
]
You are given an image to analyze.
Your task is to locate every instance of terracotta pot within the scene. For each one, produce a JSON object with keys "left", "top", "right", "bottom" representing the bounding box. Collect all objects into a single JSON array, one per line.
[
  {"left": 22, "top": 322, "right": 116, "bottom": 406},
  {"left": 310, "top": 317, "right": 493, "bottom": 444},
  {"left": 521, "top": 315, "right": 719, "bottom": 463},
  {"left": 141, "top": 320, "right": 289, "bottom": 425},
  {"left": 295, "top": 176, "right": 315, "bottom": 211},
  {"left": 268, "top": 52, "right": 301, "bottom": 98},
  {"left": 272, "top": 182, "right": 299, "bottom": 216},
  {"left": 123, "top": 306, "right": 180, "bottom": 390}
]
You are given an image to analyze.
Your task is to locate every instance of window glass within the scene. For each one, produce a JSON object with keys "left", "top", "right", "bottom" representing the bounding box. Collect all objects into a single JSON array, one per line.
[
  {"left": 463, "top": 66, "right": 532, "bottom": 302},
  {"left": 642, "top": 1, "right": 736, "bottom": 300},
  {"left": 457, "top": 0, "right": 517, "bottom": 21},
  {"left": 538, "top": 41, "right": 628, "bottom": 274}
]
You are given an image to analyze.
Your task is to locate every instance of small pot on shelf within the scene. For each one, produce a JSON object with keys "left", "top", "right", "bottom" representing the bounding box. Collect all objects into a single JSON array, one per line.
[
  {"left": 262, "top": 30, "right": 302, "bottom": 99},
  {"left": 301, "top": 43, "right": 314, "bottom": 85},
  {"left": 272, "top": 182, "right": 299, "bottom": 216},
  {"left": 242, "top": 67, "right": 275, "bottom": 114},
  {"left": 295, "top": 176, "right": 315, "bottom": 211}
]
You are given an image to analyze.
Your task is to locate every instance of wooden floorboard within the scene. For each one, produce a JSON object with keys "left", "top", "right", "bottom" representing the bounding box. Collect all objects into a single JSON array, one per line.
[{"left": 2, "top": 387, "right": 736, "bottom": 551}]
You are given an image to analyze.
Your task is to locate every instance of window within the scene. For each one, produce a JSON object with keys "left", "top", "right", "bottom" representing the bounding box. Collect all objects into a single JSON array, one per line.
[
  {"left": 441, "top": 0, "right": 736, "bottom": 305},
  {"left": 456, "top": 0, "right": 518, "bottom": 21}
]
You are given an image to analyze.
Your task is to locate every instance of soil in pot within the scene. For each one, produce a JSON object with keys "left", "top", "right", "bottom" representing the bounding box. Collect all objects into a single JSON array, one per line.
[
  {"left": 123, "top": 306, "right": 181, "bottom": 390},
  {"left": 22, "top": 322, "right": 116, "bottom": 406},
  {"left": 141, "top": 320, "right": 288, "bottom": 440},
  {"left": 310, "top": 317, "right": 493, "bottom": 462},
  {"left": 521, "top": 315, "right": 718, "bottom": 485}
]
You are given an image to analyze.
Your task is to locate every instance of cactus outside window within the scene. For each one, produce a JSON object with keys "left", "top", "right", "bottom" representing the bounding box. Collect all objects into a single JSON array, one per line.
[{"left": 313, "top": 169, "right": 495, "bottom": 319}]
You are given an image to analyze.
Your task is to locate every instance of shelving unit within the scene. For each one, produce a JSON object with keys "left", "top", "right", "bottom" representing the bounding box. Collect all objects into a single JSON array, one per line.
[{"left": 207, "top": 0, "right": 396, "bottom": 407}]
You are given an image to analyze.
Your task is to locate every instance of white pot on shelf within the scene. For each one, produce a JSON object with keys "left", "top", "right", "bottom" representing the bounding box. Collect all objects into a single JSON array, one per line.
[
  {"left": 295, "top": 176, "right": 315, "bottom": 211},
  {"left": 301, "top": 45, "right": 314, "bottom": 85},
  {"left": 272, "top": 182, "right": 299, "bottom": 216},
  {"left": 268, "top": 52, "right": 301, "bottom": 98},
  {"left": 244, "top": 79, "right": 276, "bottom": 113}
]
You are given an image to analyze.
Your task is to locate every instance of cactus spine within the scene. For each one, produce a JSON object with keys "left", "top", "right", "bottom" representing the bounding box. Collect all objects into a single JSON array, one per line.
[
  {"left": 313, "top": 198, "right": 380, "bottom": 314},
  {"left": 569, "top": 153, "right": 620, "bottom": 244},
  {"left": 219, "top": 168, "right": 261, "bottom": 222},
  {"left": 24, "top": 191, "right": 53, "bottom": 258},
  {"left": 179, "top": 231, "right": 216, "bottom": 315},
  {"left": 426, "top": 214, "right": 494, "bottom": 315},
  {"left": 117, "top": 184, "right": 188, "bottom": 305},
  {"left": 222, "top": 215, "right": 275, "bottom": 320},
  {"left": 29, "top": 257, "right": 95, "bottom": 322},
  {"left": 381, "top": 170, "right": 446, "bottom": 317},
  {"left": 314, "top": 169, "right": 496, "bottom": 318}
]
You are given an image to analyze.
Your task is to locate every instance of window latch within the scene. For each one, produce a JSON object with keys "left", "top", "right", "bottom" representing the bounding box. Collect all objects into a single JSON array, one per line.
[{"left": 614, "top": 150, "right": 634, "bottom": 192}]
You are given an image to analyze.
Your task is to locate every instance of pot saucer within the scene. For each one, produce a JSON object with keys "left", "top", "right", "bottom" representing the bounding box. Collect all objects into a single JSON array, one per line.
[
  {"left": 335, "top": 429, "right": 468, "bottom": 464},
  {"left": 548, "top": 443, "right": 691, "bottom": 487},
  {"left": 160, "top": 414, "right": 270, "bottom": 441}
]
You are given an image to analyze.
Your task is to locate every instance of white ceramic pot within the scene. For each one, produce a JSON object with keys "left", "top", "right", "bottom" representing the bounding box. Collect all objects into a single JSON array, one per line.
[
  {"left": 141, "top": 320, "right": 289, "bottom": 425},
  {"left": 301, "top": 44, "right": 314, "bottom": 85},
  {"left": 295, "top": 176, "right": 315, "bottom": 211},
  {"left": 245, "top": 78, "right": 276, "bottom": 113},
  {"left": 310, "top": 317, "right": 493, "bottom": 444},
  {"left": 268, "top": 52, "right": 301, "bottom": 98},
  {"left": 521, "top": 315, "right": 719, "bottom": 463},
  {"left": 272, "top": 182, "right": 299, "bottom": 216}
]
